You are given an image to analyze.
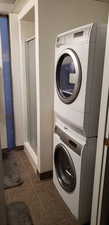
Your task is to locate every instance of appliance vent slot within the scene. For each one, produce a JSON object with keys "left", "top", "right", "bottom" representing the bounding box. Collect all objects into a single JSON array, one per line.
[{"left": 74, "top": 31, "right": 84, "bottom": 38}]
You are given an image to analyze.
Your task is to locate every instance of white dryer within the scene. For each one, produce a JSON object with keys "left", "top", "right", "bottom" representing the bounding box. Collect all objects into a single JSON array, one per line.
[
  {"left": 54, "top": 23, "right": 106, "bottom": 137},
  {"left": 53, "top": 121, "right": 97, "bottom": 224}
]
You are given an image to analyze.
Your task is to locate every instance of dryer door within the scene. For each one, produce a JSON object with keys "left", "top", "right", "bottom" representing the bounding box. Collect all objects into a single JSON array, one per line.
[
  {"left": 56, "top": 49, "right": 82, "bottom": 104},
  {"left": 54, "top": 143, "right": 76, "bottom": 193}
]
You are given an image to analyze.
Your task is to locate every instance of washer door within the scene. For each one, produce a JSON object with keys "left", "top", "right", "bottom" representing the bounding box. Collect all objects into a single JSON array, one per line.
[
  {"left": 54, "top": 144, "right": 76, "bottom": 193},
  {"left": 56, "top": 49, "right": 82, "bottom": 104}
]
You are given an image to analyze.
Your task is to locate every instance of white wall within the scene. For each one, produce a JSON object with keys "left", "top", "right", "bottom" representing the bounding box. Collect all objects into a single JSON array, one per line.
[{"left": 38, "top": 0, "right": 109, "bottom": 173}]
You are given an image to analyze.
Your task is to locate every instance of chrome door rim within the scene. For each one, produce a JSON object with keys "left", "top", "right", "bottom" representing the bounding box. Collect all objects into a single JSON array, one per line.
[
  {"left": 56, "top": 48, "right": 82, "bottom": 104},
  {"left": 54, "top": 143, "right": 76, "bottom": 193}
]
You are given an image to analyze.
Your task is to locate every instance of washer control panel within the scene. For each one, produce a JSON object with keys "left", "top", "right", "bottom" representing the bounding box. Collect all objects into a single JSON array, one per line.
[{"left": 55, "top": 125, "right": 82, "bottom": 156}]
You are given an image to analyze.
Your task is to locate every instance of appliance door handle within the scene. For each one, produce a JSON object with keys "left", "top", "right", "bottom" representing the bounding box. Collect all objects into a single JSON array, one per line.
[{"left": 65, "top": 169, "right": 72, "bottom": 177}]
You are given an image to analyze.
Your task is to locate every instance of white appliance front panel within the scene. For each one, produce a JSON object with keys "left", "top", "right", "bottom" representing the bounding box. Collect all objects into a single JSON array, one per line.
[
  {"left": 53, "top": 133, "right": 81, "bottom": 218},
  {"left": 55, "top": 42, "right": 90, "bottom": 134}
]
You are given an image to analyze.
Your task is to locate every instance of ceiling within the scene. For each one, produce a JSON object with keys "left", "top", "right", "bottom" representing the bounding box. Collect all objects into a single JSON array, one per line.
[{"left": 0, "top": 0, "right": 16, "bottom": 3}]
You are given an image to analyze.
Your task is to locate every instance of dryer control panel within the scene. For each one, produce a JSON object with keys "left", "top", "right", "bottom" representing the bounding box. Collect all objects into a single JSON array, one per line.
[{"left": 56, "top": 23, "right": 97, "bottom": 47}]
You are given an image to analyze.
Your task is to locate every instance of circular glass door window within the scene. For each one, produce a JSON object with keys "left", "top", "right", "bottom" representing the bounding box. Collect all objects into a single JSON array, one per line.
[
  {"left": 54, "top": 144, "right": 76, "bottom": 193},
  {"left": 56, "top": 49, "right": 82, "bottom": 104}
]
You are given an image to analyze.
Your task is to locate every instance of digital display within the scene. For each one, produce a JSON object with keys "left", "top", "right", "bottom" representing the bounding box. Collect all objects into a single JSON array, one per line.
[{"left": 74, "top": 31, "right": 84, "bottom": 38}]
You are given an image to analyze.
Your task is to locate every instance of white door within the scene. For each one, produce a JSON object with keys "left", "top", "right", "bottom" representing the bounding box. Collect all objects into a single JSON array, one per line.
[{"left": 91, "top": 16, "right": 109, "bottom": 225}]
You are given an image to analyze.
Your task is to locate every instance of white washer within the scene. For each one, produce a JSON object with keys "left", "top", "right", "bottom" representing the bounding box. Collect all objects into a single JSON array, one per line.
[
  {"left": 53, "top": 121, "right": 97, "bottom": 224},
  {"left": 54, "top": 23, "right": 106, "bottom": 137}
]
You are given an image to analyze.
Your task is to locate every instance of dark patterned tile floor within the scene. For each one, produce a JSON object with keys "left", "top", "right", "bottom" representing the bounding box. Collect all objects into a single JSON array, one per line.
[{"left": 5, "top": 150, "right": 79, "bottom": 225}]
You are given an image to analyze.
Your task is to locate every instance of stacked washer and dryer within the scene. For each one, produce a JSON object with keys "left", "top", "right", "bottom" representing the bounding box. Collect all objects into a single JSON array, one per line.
[{"left": 53, "top": 24, "right": 106, "bottom": 225}]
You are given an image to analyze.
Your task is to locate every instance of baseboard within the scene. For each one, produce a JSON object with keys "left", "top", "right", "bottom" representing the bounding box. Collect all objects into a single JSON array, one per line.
[
  {"left": 37, "top": 170, "right": 53, "bottom": 180},
  {"left": 2, "top": 145, "right": 24, "bottom": 159},
  {"left": 2, "top": 145, "right": 24, "bottom": 152},
  {"left": 24, "top": 142, "right": 38, "bottom": 174},
  {"left": 2, "top": 147, "right": 8, "bottom": 152},
  {"left": 24, "top": 143, "right": 53, "bottom": 180},
  {"left": 15, "top": 145, "right": 24, "bottom": 151},
  {"left": 2, "top": 148, "right": 8, "bottom": 159}
]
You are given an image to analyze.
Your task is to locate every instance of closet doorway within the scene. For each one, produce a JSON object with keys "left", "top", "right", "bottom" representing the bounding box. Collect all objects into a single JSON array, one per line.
[{"left": 19, "top": 5, "right": 38, "bottom": 169}]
